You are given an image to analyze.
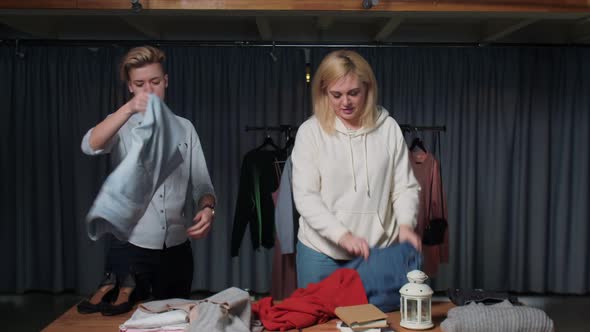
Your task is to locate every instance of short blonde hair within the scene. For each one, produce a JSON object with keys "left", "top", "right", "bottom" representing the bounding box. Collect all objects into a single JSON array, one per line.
[
  {"left": 311, "top": 50, "right": 378, "bottom": 134},
  {"left": 119, "top": 46, "right": 166, "bottom": 82}
]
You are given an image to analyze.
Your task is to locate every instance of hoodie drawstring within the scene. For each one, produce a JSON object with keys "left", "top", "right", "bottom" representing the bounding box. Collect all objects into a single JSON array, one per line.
[
  {"left": 364, "top": 134, "right": 370, "bottom": 197},
  {"left": 347, "top": 131, "right": 370, "bottom": 197},
  {"left": 347, "top": 133, "right": 357, "bottom": 192}
]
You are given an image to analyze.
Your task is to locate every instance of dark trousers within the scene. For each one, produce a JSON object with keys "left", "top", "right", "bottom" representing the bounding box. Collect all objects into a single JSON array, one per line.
[{"left": 105, "top": 236, "right": 194, "bottom": 300}]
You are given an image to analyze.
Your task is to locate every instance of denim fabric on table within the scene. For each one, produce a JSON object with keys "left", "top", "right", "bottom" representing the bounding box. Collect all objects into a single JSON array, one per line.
[{"left": 343, "top": 242, "right": 422, "bottom": 312}]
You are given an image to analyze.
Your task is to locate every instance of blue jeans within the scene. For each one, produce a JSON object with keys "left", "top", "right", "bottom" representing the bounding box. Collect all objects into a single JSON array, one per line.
[
  {"left": 296, "top": 241, "right": 348, "bottom": 289},
  {"left": 296, "top": 241, "right": 422, "bottom": 312},
  {"left": 344, "top": 242, "right": 421, "bottom": 312}
]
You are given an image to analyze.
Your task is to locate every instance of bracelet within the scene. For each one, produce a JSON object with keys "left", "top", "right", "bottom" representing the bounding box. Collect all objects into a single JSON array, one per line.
[{"left": 201, "top": 204, "right": 215, "bottom": 216}]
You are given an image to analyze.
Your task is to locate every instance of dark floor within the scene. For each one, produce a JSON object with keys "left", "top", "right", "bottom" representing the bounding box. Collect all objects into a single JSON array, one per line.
[
  {"left": 0, "top": 292, "right": 81, "bottom": 332},
  {"left": 1, "top": 291, "right": 589, "bottom": 331},
  {"left": 517, "top": 295, "right": 589, "bottom": 331}
]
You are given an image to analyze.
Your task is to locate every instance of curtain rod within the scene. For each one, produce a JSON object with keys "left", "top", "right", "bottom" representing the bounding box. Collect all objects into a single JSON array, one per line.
[
  {"left": 246, "top": 124, "right": 445, "bottom": 132},
  {"left": 1, "top": 39, "right": 586, "bottom": 49},
  {"left": 0, "top": 39, "right": 471, "bottom": 48},
  {"left": 245, "top": 125, "right": 297, "bottom": 132},
  {"left": 400, "top": 125, "right": 446, "bottom": 132}
]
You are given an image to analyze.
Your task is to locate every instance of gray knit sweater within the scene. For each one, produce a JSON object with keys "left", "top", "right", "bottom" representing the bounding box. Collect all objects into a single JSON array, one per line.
[{"left": 441, "top": 300, "right": 554, "bottom": 332}]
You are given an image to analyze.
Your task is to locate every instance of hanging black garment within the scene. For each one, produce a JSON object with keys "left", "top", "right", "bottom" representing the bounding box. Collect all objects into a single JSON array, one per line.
[{"left": 231, "top": 149, "right": 287, "bottom": 256}]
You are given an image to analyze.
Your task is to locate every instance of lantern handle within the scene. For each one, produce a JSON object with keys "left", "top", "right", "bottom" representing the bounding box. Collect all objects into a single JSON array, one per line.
[{"left": 407, "top": 270, "right": 428, "bottom": 283}]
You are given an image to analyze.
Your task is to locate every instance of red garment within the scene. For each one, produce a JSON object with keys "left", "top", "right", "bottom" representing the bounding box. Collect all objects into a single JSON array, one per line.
[
  {"left": 410, "top": 150, "right": 449, "bottom": 276},
  {"left": 252, "top": 268, "right": 368, "bottom": 331}
]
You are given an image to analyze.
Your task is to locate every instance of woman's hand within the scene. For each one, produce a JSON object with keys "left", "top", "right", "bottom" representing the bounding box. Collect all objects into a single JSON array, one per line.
[
  {"left": 338, "top": 232, "right": 370, "bottom": 260},
  {"left": 399, "top": 224, "right": 422, "bottom": 251},
  {"left": 126, "top": 92, "right": 150, "bottom": 114}
]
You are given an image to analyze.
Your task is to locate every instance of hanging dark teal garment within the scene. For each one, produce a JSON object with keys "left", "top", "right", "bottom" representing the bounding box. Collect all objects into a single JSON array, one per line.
[{"left": 231, "top": 149, "right": 287, "bottom": 256}]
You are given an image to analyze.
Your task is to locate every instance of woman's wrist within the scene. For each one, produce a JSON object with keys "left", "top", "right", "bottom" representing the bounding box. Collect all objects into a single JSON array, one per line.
[{"left": 338, "top": 232, "right": 353, "bottom": 246}]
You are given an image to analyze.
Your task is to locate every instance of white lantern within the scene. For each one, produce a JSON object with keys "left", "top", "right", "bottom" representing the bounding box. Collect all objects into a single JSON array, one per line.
[{"left": 399, "top": 270, "right": 433, "bottom": 330}]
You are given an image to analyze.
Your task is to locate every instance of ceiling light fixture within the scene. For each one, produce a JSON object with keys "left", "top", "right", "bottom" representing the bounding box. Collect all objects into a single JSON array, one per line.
[
  {"left": 131, "top": 0, "right": 143, "bottom": 12},
  {"left": 362, "top": 0, "right": 379, "bottom": 9}
]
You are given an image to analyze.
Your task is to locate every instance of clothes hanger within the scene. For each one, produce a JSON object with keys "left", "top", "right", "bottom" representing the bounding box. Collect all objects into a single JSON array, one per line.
[
  {"left": 410, "top": 137, "right": 427, "bottom": 152},
  {"left": 256, "top": 130, "right": 280, "bottom": 151},
  {"left": 281, "top": 127, "right": 295, "bottom": 153},
  {"left": 409, "top": 129, "right": 427, "bottom": 153}
]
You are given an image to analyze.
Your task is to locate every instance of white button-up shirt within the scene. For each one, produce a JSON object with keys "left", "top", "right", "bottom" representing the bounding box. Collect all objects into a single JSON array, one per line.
[{"left": 82, "top": 113, "right": 215, "bottom": 249}]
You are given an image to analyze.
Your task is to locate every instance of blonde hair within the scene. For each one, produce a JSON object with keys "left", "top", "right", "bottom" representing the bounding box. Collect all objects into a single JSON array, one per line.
[
  {"left": 311, "top": 50, "right": 378, "bottom": 134},
  {"left": 119, "top": 46, "right": 166, "bottom": 82}
]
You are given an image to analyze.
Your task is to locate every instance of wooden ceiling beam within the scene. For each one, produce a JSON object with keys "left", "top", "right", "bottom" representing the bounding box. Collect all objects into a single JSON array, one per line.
[
  {"left": 0, "top": 0, "right": 75, "bottom": 9},
  {"left": 1, "top": 0, "right": 590, "bottom": 12}
]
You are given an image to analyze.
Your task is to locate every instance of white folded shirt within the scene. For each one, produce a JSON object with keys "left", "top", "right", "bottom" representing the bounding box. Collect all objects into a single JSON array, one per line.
[{"left": 120, "top": 308, "right": 189, "bottom": 330}]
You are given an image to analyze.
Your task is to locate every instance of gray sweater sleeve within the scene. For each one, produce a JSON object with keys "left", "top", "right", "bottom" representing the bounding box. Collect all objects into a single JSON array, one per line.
[{"left": 275, "top": 157, "right": 295, "bottom": 254}]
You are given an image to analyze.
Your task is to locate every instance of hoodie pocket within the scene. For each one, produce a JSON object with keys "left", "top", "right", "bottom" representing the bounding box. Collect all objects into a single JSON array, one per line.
[{"left": 333, "top": 210, "right": 388, "bottom": 246}]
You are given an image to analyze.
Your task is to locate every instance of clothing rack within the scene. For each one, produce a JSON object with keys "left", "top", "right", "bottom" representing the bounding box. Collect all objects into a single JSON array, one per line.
[
  {"left": 246, "top": 124, "right": 444, "bottom": 132},
  {"left": 246, "top": 125, "right": 299, "bottom": 150},
  {"left": 402, "top": 124, "right": 446, "bottom": 159},
  {"left": 245, "top": 125, "right": 297, "bottom": 132},
  {"left": 245, "top": 125, "right": 298, "bottom": 142},
  {"left": 246, "top": 124, "right": 443, "bottom": 133},
  {"left": 399, "top": 124, "right": 446, "bottom": 132}
]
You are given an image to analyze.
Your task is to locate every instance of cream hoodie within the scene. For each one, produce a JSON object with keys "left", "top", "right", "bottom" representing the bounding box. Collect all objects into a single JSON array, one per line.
[{"left": 292, "top": 107, "right": 420, "bottom": 259}]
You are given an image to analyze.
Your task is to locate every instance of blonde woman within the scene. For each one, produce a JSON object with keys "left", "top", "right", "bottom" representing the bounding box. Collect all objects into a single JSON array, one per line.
[{"left": 292, "top": 50, "right": 421, "bottom": 288}]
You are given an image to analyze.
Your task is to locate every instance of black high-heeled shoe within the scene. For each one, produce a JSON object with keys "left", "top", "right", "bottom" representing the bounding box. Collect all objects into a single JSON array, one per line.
[
  {"left": 77, "top": 271, "right": 118, "bottom": 314},
  {"left": 101, "top": 273, "right": 136, "bottom": 316}
]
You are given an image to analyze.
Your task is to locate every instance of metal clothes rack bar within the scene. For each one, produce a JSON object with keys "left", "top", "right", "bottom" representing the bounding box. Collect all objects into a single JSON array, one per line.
[
  {"left": 4, "top": 39, "right": 572, "bottom": 49},
  {"left": 245, "top": 125, "right": 298, "bottom": 140},
  {"left": 245, "top": 125, "right": 298, "bottom": 151},
  {"left": 245, "top": 125, "right": 297, "bottom": 132},
  {"left": 246, "top": 124, "right": 444, "bottom": 132},
  {"left": 399, "top": 124, "right": 446, "bottom": 132},
  {"left": 4, "top": 39, "right": 434, "bottom": 48}
]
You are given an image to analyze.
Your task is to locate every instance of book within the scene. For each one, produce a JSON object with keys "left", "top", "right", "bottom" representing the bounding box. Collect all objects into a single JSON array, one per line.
[{"left": 335, "top": 304, "right": 389, "bottom": 331}]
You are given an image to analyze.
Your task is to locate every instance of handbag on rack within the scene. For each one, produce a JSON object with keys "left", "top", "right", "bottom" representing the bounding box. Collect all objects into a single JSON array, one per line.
[{"left": 422, "top": 217, "right": 447, "bottom": 245}]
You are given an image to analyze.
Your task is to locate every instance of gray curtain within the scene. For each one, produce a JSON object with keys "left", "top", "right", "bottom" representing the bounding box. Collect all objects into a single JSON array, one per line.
[
  {"left": 0, "top": 44, "right": 588, "bottom": 295},
  {"left": 356, "top": 47, "right": 590, "bottom": 294}
]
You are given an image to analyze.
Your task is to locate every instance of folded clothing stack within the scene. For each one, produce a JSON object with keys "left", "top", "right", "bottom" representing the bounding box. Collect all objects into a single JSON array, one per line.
[
  {"left": 119, "top": 287, "right": 252, "bottom": 332},
  {"left": 441, "top": 300, "right": 554, "bottom": 332}
]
